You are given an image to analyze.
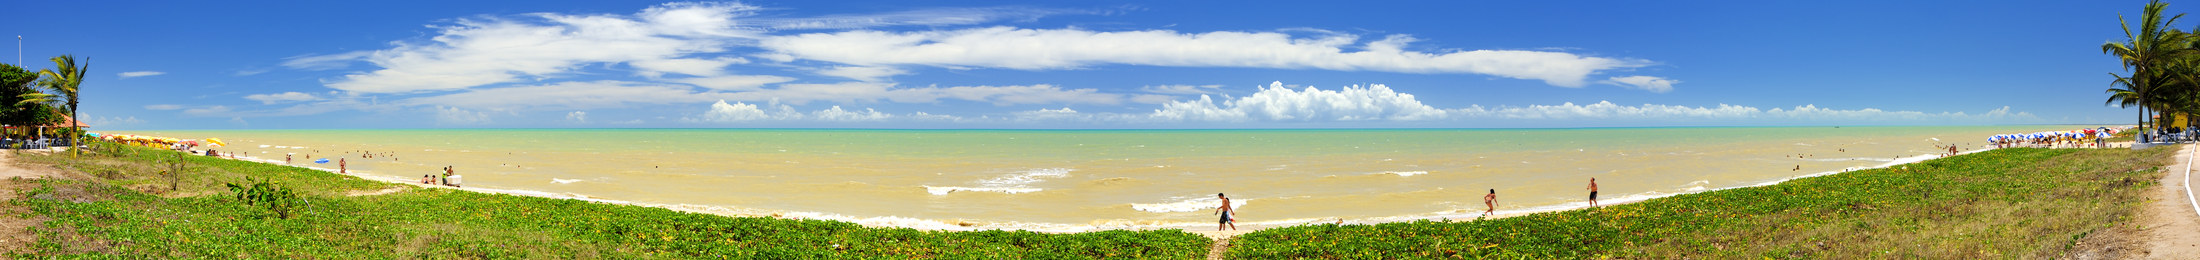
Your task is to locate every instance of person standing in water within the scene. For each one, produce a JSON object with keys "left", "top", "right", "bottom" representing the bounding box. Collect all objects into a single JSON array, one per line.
[
  {"left": 1213, "top": 193, "right": 1237, "bottom": 231},
  {"left": 1588, "top": 178, "right": 1600, "bottom": 207},
  {"left": 1483, "top": 189, "right": 1499, "bottom": 217}
]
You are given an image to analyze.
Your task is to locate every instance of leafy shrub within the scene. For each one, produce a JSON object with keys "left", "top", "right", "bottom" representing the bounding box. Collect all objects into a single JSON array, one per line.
[{"left": 224, "top": 177, "right": 303, "bottom": 219}]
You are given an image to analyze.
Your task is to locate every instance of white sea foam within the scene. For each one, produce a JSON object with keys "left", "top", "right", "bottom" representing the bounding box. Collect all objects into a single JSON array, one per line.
[
  {"left": 1131, "top": 196, "right": 1247, "bottom": 213},
  {"left": 551, "top": 178, "right": 583, "bottom": 184},
  {"left": 924, "top": 186, "right": 1042, "bottom": 195},
  {"left": 258, "top": 145, "right": 270, "bottom": 148},
  {"left": 1369, "top": 171, "right": 1428, "bottom": 177},
  {"left": 925, "top": 168, "right": 1071, "bottom": 195}
]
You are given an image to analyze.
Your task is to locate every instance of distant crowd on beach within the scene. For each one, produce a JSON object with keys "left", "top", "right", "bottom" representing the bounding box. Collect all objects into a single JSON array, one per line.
[{"left": 1987, "top": 126, "right": 2126, "bottom": 149}]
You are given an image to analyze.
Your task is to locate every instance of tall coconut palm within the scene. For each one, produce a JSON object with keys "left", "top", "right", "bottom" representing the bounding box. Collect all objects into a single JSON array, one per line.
[
  {"left": 2105, "top": 0, "right": 2191, "bottom": 133},
  {"left": 26, "top": 55, "right": 84, "bottom": 157}
]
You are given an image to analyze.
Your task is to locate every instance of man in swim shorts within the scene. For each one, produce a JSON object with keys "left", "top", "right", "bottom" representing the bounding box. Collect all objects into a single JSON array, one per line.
[
  {"left": 1588, "top": 178, "right": 1600, "bottom": 207},
  {"left": 1214, "top": 193, "right": 1237, "bottom": 231}
]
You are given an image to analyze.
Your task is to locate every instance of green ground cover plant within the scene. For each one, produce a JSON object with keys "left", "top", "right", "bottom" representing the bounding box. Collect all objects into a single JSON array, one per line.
[
  {"left": 1226, "top": 147, "right": 2171, "bottom": 259},
  {"left": 11, "top": 143, "right": 1209, "bottom": 258}
]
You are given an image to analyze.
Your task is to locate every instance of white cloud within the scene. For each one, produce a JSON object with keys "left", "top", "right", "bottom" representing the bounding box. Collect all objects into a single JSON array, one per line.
[
  {"left": 1013, "top": 107, "right": 1083, "bottom": 121},
  {"left": 1446, "top": 101, "right": 2042, "bottom": 123},
  {"left": 144, "top": 104, "right": 184, "bottom": 110},
  {"left": 630, "top": 57, "right": 748, "bottom": 77},
  {"left": 566, "top": 111, "right": 587, "bottom": 123},
  {"left": 815, "top": 66, "right": 907, "bottom": 82},
  {"left": 760, "top": 28, "right": 1652, "bottom": 87},
  {"left": 1140, "top": 84, "right": 1224, "bottom": 95},
  {"left": 117, "top": 71, "right": 165, "bottom": 78},
  {"left": 282, "top": 51, "right": 372, "bottom": 70},
  {"left": 687, "top": 99, "right": 775, "bottom": 122},
  {"left": 399, "top": 81, "right": 708, "bottom": 111},
  {"left": 685, "top": 99, "right": 896, "bottom": 123},
  {"left": 312, "top": 3, "right": 762, "bottom": 94},
  {"left": 1148, "top": 82, "right": 1447, "bottom": 122},
  {"left": 673, "top": 75, "right": 796, "bottom": 91},
  {"left": 753, "top": 7, "right": 1094, "bottom": 30},
  {"left": 810, "top": 106, "right": 894, "bottom": 121},
  {"left": 81, "top": 115, "right": 145, "bottom": 127},
  {"left": 434, "top": 106, "right": 492, "bottom": 125},
  {"left": 715, "top": 82, "right": 1126, "bottom": 106},
  {"left": 182, "top": 106, "right": 232, "bottom": 117},
  {"left": 1601, "top": 76, "right": 1677, "bottom": 93},
  {"left": 243, "top": 92, "right": 320, "bottom": 104}
]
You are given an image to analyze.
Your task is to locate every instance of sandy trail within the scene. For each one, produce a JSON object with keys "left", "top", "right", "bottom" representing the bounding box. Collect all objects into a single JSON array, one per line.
[
  {"left": 2138, "top": 144, "right": 2200, "bottom": 259},
  {"left": 0, "top": 152, "right": 61, "bottom": 255}
]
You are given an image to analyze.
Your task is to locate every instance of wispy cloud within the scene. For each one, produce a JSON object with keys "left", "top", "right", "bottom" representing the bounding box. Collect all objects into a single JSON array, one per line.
[
  {"left": 117, "top": 71, "right": 165, "bottom": 78},
  {"left": 760, "top": 28, "right": 1654, "bottom": 87},
  {"left": 242, "top": 92, "right": 320, "bottom": 104},
  {"left": 1601, "top": 76, "right": 1678, "bottom": 93}
]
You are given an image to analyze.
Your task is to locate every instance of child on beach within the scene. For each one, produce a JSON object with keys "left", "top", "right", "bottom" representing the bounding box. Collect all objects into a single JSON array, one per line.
[
  {"left": 1214, "top": 193, "right": 1237, "bottom": 231},
  {"left": 1483, "top": 189, "right": 1499, "bottom": 217}
]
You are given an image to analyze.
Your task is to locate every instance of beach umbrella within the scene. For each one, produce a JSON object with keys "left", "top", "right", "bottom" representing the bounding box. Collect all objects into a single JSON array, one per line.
[{"left": 205, "top": 138, "right": 226, "bottom": 147}]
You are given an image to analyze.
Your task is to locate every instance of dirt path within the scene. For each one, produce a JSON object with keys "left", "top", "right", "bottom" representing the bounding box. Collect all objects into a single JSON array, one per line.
[
  {"left": 2137, "top": 144, "right": 2200, "bottom": 258},
  {"left": 0, "top": 152, "right": 61, "bottom": 255}
]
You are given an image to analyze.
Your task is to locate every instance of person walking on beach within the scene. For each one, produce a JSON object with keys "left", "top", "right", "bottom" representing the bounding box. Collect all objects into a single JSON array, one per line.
[
  {"left": 1483, "top": 189, "right": 1499, "bottom": 217},
  {"left": 441, "top": 166, "right": 453, "bottom": 186},
  {"left": 1214, "top": 193, "right": 1237, "bottom": 231},
  {"left": 1588, "top": 178, "right": 1600, "bottom": 207},
  {"left": 285, "top": 154, "right": 291, "bottom": 164},
  {"left": 339, "top": 158, "right": 347, "bottom": 174}
]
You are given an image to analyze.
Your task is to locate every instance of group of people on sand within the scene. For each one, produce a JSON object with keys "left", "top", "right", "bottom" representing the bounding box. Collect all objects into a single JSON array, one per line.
[
  {"left": 420, "top": 166, "right": 462, "bottom": 188},
  {"left": 1988, "top": 127, "right": 2118, "bottom": 149},
  {"left": 1211, "top": 177, "right": 1603, "bottom": 231}
]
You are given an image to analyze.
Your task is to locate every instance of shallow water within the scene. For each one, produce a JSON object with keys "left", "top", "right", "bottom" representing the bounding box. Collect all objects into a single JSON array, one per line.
[{"left": 123, "top": 126, "right": 2094, "bottom": 231}]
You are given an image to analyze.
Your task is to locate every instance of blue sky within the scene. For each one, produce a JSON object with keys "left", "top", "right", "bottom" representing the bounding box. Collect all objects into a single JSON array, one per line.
[{"left": 1, "top": 0, "right": 2148, "bottom": 129}]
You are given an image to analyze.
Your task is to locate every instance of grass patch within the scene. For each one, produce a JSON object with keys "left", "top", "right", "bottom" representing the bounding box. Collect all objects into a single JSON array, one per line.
[
  {"left": 1225, "top": 147, "right": 2171, "bottom": 259},
  {"left": 11, "top": 144, "right": 1210, "bottom": 258}
]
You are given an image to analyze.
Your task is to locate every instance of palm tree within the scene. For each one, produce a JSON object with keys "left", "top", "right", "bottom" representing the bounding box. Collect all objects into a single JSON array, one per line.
[
  {"left": 2105, "top": 0, "right": 2191, "bottom": 137},
  {"left": 26, "top": 55, "right": 84, "bottom": 157}
]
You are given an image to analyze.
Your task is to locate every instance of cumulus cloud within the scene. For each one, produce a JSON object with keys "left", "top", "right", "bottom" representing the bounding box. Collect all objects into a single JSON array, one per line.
[
  {"left": 1149, "top": 82, "right": 1446, "bottom": 122},
  {"left": 810, "top": 106, "right": 894, "bottom": 121},
  {"left": 760, "top": 28, "right": 1652, "bottom": 87},
  {"left": 117, "top": 71, "right": 165, "bottom": 78},
  {"left": 1014, "top": 107, "right": 1083, "bottom": 121},
  {"left": 1601, "top": 76, "right": 1677, "bottom": 93},
  {"left": 144, "top": 104, "right": 184, "bottom": 110},
  {"left": 243, "top": 92, "right": 320, "bottom": 104},
  {"left": 684, "top": 99, "right": 901, "bottom": 123},
  {"left": 687, "top": 99, "right": 776, "bottom": 122},
  {"left": 566, "top": 111, "right": 587, "bottom": 123}
]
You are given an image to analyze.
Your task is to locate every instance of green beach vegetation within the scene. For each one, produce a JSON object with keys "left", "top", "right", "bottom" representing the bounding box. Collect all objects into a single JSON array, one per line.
[
  {"left": 1224, "top": 147, "right": 2171, "bottom": 259},
  {"left": 10, "top": 144, "right": 1210, "bottom": 258}
]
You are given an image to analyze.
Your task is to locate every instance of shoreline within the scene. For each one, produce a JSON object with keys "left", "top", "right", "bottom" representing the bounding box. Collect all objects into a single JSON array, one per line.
[{"left": 197, "top": 141, "right": 2041, "bottom": 237}]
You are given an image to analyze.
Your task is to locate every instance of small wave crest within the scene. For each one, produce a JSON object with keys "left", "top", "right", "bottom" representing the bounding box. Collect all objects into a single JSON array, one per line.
[
  {"left": 551, "top": 178, "right": 583, "bottom": 184},
  {"left": 1369, "top": 171, "right": 1428, "bottom": 177},
  {"left": 1131, "top": 196, "right": 1247, "bottom": 213},
  {"left": 926, "top": 168, "right": 1071, "bottom": 195}
]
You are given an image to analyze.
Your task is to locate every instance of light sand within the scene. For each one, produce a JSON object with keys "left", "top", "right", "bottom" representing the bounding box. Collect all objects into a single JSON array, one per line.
[{"left": 2137, "top": 144, "right": 2200, "bottom": 259}]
